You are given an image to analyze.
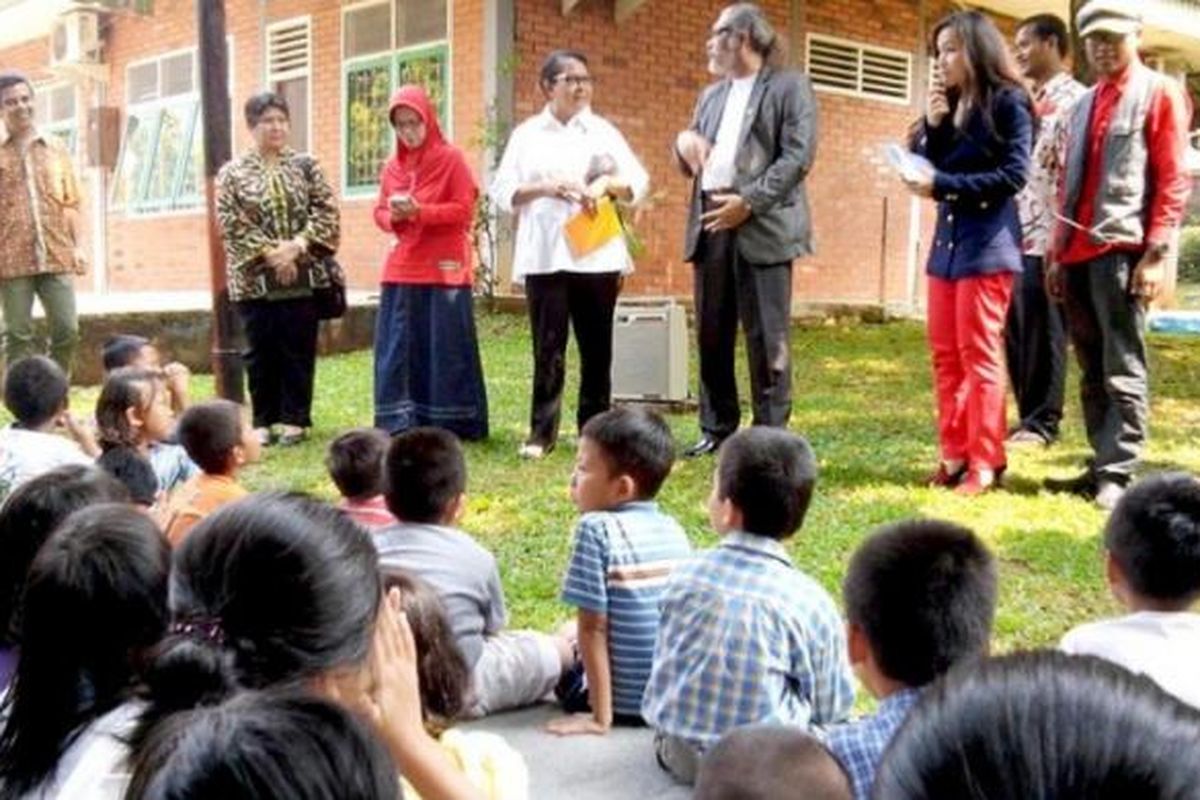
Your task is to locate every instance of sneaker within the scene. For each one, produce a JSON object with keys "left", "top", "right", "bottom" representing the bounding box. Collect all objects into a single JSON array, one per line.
[
  {"left": 1094, "top": 481, "right": 1126, "bottom": 511},
  {"left": 518, "top": 442, "right": 552, "bottom": 460},
  {"left": 1044, "top": 471, "right": 1097, "bottom": 498},
  {"left": 1007, "top": 428, "right": 1050, "bottom": 446}
]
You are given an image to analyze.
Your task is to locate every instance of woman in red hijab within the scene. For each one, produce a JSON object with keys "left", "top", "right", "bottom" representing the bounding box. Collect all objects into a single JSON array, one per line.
[{"left": 372, "top": 85, "right": 487, "bottom": 439}]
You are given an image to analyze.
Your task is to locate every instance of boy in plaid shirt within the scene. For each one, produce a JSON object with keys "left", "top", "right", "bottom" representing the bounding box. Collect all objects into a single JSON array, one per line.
[
  {"left": 642, "top": 428, "right": 854, "bottom": 785},
  {"left": 826, "top": 519, "right": 996, "bottom": 799}
]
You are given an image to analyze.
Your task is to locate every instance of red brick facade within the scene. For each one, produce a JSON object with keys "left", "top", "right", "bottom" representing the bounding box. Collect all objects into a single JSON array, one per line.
[{"left": 1, "top": 0, "right": 1021, "bottom": 308}]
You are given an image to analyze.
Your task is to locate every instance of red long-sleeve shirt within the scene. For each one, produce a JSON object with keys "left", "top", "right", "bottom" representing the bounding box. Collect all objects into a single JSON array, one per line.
[{"left": 1055, "top": 62, "right": 1192, "bottom": 267}]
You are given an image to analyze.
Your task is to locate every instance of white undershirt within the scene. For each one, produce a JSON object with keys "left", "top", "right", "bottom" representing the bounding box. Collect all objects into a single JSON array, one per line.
[{"left": 702, "top": 74, "right": 758, "bottom": 191}]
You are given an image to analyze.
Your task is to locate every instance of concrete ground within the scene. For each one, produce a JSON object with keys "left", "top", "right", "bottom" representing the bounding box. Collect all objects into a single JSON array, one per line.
[{"left": 464, "top": 704, "right": 693, "bottom": 800}]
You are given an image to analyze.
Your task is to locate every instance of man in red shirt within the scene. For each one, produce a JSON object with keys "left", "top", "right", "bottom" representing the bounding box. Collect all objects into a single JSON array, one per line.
[{"left": 1045, "top": 1, "right": 1192, "bottom": 510}]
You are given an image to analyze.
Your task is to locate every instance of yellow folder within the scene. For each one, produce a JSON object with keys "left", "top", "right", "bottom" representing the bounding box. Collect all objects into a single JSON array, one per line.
[{"left": 563, "top": 197, "right": 624, "bottom": 260}]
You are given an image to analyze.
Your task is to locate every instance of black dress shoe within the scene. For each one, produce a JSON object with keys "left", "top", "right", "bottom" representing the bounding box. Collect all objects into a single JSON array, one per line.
[
  {"left": 683, "top": 436, "right": 725, "bottom": 458},
  {"left": 1043, "top": 471, "right": 1097, "bottom": 497}
]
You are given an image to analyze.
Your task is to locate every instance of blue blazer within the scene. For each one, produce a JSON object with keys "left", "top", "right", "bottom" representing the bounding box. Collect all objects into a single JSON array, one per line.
[{"left": 912, "top": 86, "right": 1032, "bottom": 280}]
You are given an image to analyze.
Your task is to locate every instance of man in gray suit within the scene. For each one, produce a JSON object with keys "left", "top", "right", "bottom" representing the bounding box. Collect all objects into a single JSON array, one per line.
[{"left": 675, "top": 3, "right": 817, "bottom": 457}]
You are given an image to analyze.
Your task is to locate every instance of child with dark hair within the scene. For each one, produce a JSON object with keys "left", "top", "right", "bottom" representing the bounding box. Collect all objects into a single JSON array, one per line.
[
  {"left": 826, "top": 518, "right": 997, "bottom": 799},
  {"left": 132, "top": 493, "right": 481, "bottom": 800},
  {"left": 694, "top": 725, "right": 852, "bottom": 800},
  {"left": 642, "top": 428, "right": 853, "bottom": 785},
  {"left": 96, "top": 367, "right": 197, "bottom": 493},
  {"left": 97, "top": 446, "right": 161, "bottom": 509},
  {"left": 0, "top": 465, "right": 128, "bottom": 692},
  {"left": 376, "top": 427, "right": 571, "bottom": 717},
  {"left": 1061, "top": 472, "right": 1200, "bottom": 708},
  {"left": 126, "top": 691, "right": 402, "bottom": 800},
  {"left": 162, "top": 400, "right": 261, "bottom": 546},
  {"left": 327, "top": 428, "right": 397, "bottom": 531},
  {"left": 0, "top": 504, "right": 170, "bottom": 797},
  {"left": 101, "top": 334, "right": 191, "bottom": 416},
  {"left": 383, "top": 567, "right": 529, "bottom": 800},
  {"left": 0, "top": 356, "right": 97, "bottom": 499},
  {"left": 549, "top": 407, "right": 691, "bottom": 736},
  {"left": 875, "top": 651, "right": 1200, "bottom": 799}
]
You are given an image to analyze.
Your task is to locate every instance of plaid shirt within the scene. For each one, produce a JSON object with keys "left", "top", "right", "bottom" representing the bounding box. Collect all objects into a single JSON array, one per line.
[
  {"left": 641, "top": 531, "right": 854, "bottom": 748},
  {"left": 826, "top": 688, "right": 921, "bottom": 800}
]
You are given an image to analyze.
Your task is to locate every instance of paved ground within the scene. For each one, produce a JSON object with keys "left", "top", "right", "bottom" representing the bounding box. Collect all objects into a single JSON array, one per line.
[{"left": 465, "top": 704, "right": 693, "bottom": 800}]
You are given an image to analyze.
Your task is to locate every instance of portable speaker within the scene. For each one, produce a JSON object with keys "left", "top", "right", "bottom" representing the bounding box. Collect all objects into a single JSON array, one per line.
[{"left": 611, "top": 298, "right": 689, "bottom": 401}]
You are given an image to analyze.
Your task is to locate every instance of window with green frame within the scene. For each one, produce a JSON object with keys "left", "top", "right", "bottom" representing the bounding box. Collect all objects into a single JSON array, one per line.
[
  {"left": 343, "top": 0, "right": 449, "bottom": 194},
  {"left": 35, "top": 83, "right": 78, "bottom": 155},
  {"left": 112, "top": 46, "right": 228, "bottom": 214}
]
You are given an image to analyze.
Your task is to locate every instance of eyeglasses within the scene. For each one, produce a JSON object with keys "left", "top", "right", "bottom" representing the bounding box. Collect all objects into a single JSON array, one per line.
[
  {"left": 709, "top": 25, "right": 735, "bottom": 40},
  {"left": 392, "top": 118, "right": 425, "bottom": 131},
  {"left": 554, "top": 75, "right": 594, "bottom": 88}
]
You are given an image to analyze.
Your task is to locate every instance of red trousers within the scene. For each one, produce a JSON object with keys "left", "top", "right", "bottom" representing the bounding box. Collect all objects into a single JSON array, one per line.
[{"left": 927, "top": 273, "right": 1014, "bottom": 470}]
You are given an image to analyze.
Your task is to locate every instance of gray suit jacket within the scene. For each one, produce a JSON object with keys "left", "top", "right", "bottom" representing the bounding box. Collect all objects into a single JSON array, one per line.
[{"left": 682, "top": 67, "right": 818, "bottom": 265}]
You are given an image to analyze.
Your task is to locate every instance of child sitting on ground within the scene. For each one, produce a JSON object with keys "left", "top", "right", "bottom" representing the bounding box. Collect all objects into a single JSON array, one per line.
[
  {"left": 97, "top": 445, "right": 162, "bottom": 510},
  {"left": 101, "top": 334, "right": 190, "bottom": 415},
  {"left": 383, "top": 567, "right": 529, "bottom": 800},
  {"left": 375, "top": 427, "right": 571, "bottom": 717},
  {"left": 642, "top": 427, "right": 854, "bottom": 785},
  {"left": 1060, "top": 472, "right": 1200, "bottom": 709},
  {"left": 826, "top": 518, "right": 997, "bottom": 800},
  {"left": 96, "top": 367, "right": 198, "bottom": 494},
  {"left": 548, "top": 407, "right": 691, "bottom": 736},
  {"left": 327, "top": 427, "right": 398, "bottom": 531},
  {"left": 162, "top": 399, "right": 261, "bottom": 546},
  {"left": 694, "top": 725, "right": 852, "bottom": 800},
  {"left": 0, "top": 356, "right": 97, "bottom": 499}
]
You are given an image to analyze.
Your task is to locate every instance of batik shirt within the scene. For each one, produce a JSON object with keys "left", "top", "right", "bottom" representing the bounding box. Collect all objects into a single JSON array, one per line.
[
  {"left": 215, "top": 148, "right": 340, "bottom": 301},
  {"left": 0, "top": 132, "right": 81, "bottom": 279},
  {"left": 1016, "top": 72, "right": 1086, "bottom": 257}
]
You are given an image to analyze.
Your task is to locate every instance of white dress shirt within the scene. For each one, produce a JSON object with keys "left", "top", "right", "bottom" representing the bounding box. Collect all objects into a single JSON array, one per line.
[
  {"left": 489, "top": 106, "right": 649, "bottom": 283},
  {"left": 701, "top": 73, "right": 758, "bottom": 191}
]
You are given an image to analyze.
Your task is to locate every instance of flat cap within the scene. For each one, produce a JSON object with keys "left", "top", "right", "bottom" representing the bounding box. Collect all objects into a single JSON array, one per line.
[{"left": 1076, "top": 0, "right": 1143, "bottom": 38}]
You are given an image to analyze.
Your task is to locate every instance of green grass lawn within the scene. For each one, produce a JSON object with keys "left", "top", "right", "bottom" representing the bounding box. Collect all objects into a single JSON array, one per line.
[{"left": 72, "top": 312, "right": 1200, "bottom": 652}]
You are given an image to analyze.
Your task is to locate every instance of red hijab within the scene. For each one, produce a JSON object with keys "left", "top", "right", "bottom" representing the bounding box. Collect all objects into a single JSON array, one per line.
[{"left": 384, "top": 85, "right": 470, "bottom": 206}]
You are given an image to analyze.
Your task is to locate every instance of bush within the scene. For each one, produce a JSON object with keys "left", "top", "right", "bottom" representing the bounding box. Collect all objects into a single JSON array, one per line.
[{"left": 1180, "top": 226, "right": 1200, "bottom": 284}]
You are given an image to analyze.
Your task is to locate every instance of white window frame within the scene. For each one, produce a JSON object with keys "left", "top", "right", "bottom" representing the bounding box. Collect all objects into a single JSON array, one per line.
[
  {"left": 34, "top": 81, "right": 79, "bottom": 156},
  {"left": 112, "top": 40, "right": 234, "bottom": 218},
  {"left": 265, "top": 14, "right": 313, "bottom": 154},
  {"left": 806, "top": 33, "right": 912, "bottom": 106},
  {"left": 340, "top": 0, "right": 453, "bottom": 197}
]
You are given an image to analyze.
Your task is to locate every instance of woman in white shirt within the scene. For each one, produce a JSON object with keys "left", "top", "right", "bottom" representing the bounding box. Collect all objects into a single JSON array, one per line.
[{"left": 490, "top": 50, "right": 649, "bottom": 459}]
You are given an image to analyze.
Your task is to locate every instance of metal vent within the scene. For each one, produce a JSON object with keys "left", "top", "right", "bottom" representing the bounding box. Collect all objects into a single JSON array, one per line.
[
  {"left": 267, "top": 18, "right": 311, "bottom": 81},
  {"left": 807, "top": 34, "right": 912, "bottom": 104}
]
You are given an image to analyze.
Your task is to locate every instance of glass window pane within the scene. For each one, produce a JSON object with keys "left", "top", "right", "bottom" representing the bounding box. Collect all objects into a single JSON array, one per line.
[
  {"left": 344, "top": 3, "right": 391, "bottom": 59},
  {"left": 345, "top": 60, "right": 392, "bottom": 189},
  {"left": 176, "top": 103, "right": 203, "bottom": 207},
  {"left": 161, "top": 52, "right": 194, "bottom": 97},
  {"left": 112, "top": 112, "right": 153, "bottom": 208},
  {"left": 396, "top": 0, "right": 446, "bottom": 47},
  {"left": 275, "top": 76, "right": 309, "bottom": 153},
  {"left": 142, "top": 102, "right": 190, "bottom": 209},
  {"left": 397, "top": 46, "right": 448, "bottom": 129},
  {"left": 127, "top": 62, "right": 158, "bottom": 103}
]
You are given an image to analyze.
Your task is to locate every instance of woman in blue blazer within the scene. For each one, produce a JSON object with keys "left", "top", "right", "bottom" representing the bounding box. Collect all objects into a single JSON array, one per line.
[{"left": 905, "top": 10, "right": 1032, "bottom": 495}]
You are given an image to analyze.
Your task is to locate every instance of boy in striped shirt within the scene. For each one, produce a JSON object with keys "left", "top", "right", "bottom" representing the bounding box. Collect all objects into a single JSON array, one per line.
[{"left": 547, "top": 408, "right": 692, "bottom": 736}]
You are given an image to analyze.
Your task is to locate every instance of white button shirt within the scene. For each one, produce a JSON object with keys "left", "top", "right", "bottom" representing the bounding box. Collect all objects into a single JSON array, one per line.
[{"left": 489, "top": 106, "right": 649, "bottom": 283}]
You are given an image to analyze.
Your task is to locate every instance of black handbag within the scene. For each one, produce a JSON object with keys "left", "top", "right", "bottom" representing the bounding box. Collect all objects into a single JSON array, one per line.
[{"left": 313, "top": 255, "right": 347, "bottom": 320}]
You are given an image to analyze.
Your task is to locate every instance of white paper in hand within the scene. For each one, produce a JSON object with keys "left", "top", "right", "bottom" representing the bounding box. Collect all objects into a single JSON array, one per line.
[{"left": 884, "top": 143, "right": 934, "bottom": 184}]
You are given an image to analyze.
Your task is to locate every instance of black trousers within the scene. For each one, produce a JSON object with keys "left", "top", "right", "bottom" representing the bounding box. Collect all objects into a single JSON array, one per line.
[
  {"left": 693, "top": 222, "right": 793, "bottom": 438},
  {"left": 1061, "top": 252, "right": 1148, "bottom": 483},
  {"left": 525, "top": 271, "right": 621, "bottom": 447},
  {"left": 237, "top": 296, "right": 320, "bottom": 429},
  {"left": 1004, "top": 255, "right": 1067, "bottom": 440}
]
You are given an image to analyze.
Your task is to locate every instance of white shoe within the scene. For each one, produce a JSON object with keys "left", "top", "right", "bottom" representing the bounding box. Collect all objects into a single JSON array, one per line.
[{"left": 518, "top": 442, "right": 548, "bottom": 460}]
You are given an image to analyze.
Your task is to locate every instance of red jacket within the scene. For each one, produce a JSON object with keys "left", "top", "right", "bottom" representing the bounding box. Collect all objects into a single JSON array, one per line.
[{"left": 373, "top": 86, "right": 478, "bottom": 286}]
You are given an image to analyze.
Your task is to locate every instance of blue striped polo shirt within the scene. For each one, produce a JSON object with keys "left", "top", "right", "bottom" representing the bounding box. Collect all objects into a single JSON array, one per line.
[{"left": 560, "top": 501, "right": 692, "bottom": 717}]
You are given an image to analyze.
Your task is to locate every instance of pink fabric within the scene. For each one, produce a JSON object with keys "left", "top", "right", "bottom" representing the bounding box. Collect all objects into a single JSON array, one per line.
[
  {"left": 337, "top": 495, "right": 397, "bottom": 531},
  {"left": 927, "top": 273, "right": 1014, "bottom": 470}
]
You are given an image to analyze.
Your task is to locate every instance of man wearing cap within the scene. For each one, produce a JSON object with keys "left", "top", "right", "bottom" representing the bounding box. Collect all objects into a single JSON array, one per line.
[
  {"left": 1045, "top": 0, "right": 1192, "bottom": 509},
  {"left": 0, "top": 70, "right": 84, "bottom": 374}
]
